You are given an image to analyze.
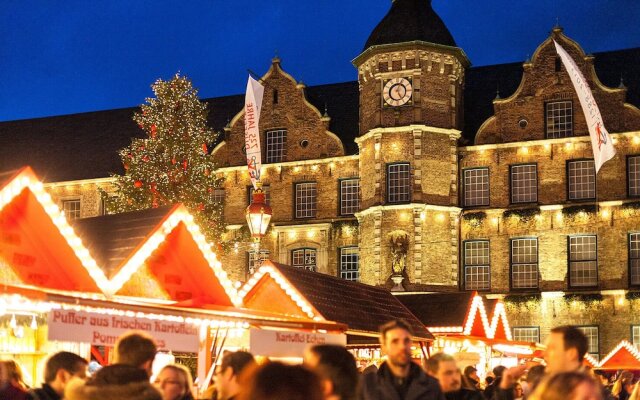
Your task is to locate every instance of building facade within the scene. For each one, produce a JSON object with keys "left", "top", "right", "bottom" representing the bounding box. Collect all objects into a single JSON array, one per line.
[{"left": 3, "top": 0, "right": 640, "bottom": 358}]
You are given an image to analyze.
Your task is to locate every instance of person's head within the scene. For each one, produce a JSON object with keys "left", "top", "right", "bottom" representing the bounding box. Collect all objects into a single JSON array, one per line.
[
  {"left": 153, "top": 364, "right": 193, "bottom": 400},
  {"left": 526, "top": 365, "right": 546, "bottom": 393},
  {"left": 513, "top": 382, "right": 524, "bottom": 399},
  {"left": 612, "top": 371, "right": 635, "bottom": 396},
  {"left": 304, "top": 345, "right": 359, "bottom": 400},
  {"left": 464, "top": 365, "right": 479, "bottom": 381},
  {"left": 65, "top": 365, "right": 162, "bottom": 400},
  {"left": 44, "top": 352, "right": 88, "bottom": 395},
  {"left": 215, "top": 351, "right": 256, "bottom": 400},
  {"left": 544, "top": 326, "right": 588, "bottom": 374},
  {"left": 486, "top": 376, "right": 495, "bottom": 385},
  {"left": 239, "top": 362, "right": 324, "bottom": 400},
  {"left": 493, "top": 365, "right": 507, "bottom": 379},
  {"left": 424, "top": 353, "right": 461, "bottom": 393},
  {"left": 114, "top": 331, "right": 158, "bottom": 376},
  {"left": 3, "top": 359, "right": 25, "bottom": 385},
  {"left": 528, "top": 371, "right": 602, "bottom": 400},
  {"left": 379, "top": 320, "right": 413, "bottom": 370}
]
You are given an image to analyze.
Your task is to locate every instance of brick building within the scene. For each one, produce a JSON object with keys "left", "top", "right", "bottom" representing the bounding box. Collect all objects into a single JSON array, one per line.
[{"left": 2, "top": 0, "right": 640, "bottom": 358}]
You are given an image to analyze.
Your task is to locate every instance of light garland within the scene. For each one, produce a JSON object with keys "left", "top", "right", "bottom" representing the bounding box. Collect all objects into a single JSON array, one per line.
[
  {"left": 426, "top": 326, "right": 464, "bottom": 333},
  {"left": 462, "top": 294, "right": 491, "bottom": 337},
  {"left": 597, "top": 340, "right": 640, "bottom": 368},
  {"left": 488, "top": 301, "right": 512, "bottom": 340}
]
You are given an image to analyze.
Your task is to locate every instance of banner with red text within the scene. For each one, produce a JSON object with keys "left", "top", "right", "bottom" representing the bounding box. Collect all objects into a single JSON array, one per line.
[
  {"left": 249, "top": 328, "right": 346, "bottom": 358},
  {"left": 47, "top": 309, "right": 199, "bottom": 352},
  {"left": 554, "top": 40, "right": 616, "bottom": 173},
  {"left": 244, "top": 76, "right": 264, "bottom": 189}
]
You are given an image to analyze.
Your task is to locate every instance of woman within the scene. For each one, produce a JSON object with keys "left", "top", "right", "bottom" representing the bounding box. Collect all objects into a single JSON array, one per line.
[
  {"left": 239, "top": 362, "right": 323, "bottom": 400},
  {"left": 612, "top": 371, "right": 635, "bottom": 400},
  {"left": 513, "top": 382, "right": 524, "bottom": 400},
  {"left": 528, "top": 371, "right": 602, "bottom": 400},
  {"left": 154, "top": 364, "right": 195, "bottom": 400},
  {"left": 463, "top": 366, "right": 481, "bottom": 390}
]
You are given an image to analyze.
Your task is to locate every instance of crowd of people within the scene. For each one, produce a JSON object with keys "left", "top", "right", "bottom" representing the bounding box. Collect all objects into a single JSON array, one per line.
[{"left": 0, "top": 322, "right": 638, "bottom": 400}]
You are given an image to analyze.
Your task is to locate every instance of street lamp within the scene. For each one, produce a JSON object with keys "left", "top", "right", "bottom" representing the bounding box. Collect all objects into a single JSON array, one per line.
[{"left": 245, "top": 183, "right": 272, "bottom": 274}]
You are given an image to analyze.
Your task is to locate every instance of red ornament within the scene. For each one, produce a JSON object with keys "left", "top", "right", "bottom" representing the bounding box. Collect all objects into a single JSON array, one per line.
[
  {"left": 201, "top": 143, "right": 208, "bottom": 154},
  {"left": 204, "top": 168, "right": 210, "bottom": 176},
  {"left": 124, "top": 163, "right": 129, "bottom": 170},
  {"left": 134, "top": 180, "right": 143, "bottom": 188},
  {"left": 198, "top": 203, "right": 205, "bottom": 211},
  {"left": 151, "top": 125, "right": 157, "bottom": 138},
  {"left": 171, "top": 158, "right": 177, "bottom": 165},
  {"left": 142, "top": 155, "right": 150, "bottom": 162},
  {"left": 182, "top": 160, "right": 188, "bottom": 171}
]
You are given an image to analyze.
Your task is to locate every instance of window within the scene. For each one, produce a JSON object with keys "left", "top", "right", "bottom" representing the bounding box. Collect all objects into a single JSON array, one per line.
[
  {"left": 546, "top": 100, "right": 573, "bottom": 138},
  {"left": 340, "top": 179, "right": 360, "bottom": 215},
  {"left": 387, "top": 163, "right": 411, "bottom": 203},
  {"left": 510, "top": 164, "right": 538, "bottom": 204},
  {"left": 512, "top": 327, "right": 540, "bottom": 343},
  {"left": 266, "top": 129, "right": 287, "bottom": 163},
  {"left": 463, "top": 241, "right": 490, "bottom": 290},
  {"left": 340, "top": 247, "right": 360, "bottom": 281},
  {"left": 248, "top": 185, "right": 271, "bottom": 205},
  {"left": 569, "top": 235, "right": 598, "bottom": 287},
  {"left": 463, "top": 168, "right": 490, "bottom": 207},
  {"left": 212, "top": 188, "right": 225, "bottom": 204},
  {"left": 62, "top": 199, "right": 81, "bottom": 220},
  {"left": 628, "top": 156, "right": 640, "bottom": 197},
  {"left": 577, "top": 326, "right": 599, "bottom": 360},
  {"left": 511, "top": 238, "right": 539, "bottom": 289},
  {"left": 295, "top": 182, "right": 317, "bottom": 218},
  {"left": 567, "top": 160, "right": 595, "bottom": 200},
  {"left": 629, "top": 233, "right": 640, "bottom": 286},
  {"left": 632, "top": 326, "right": 640, "bottom": 350},
  {"left": 292, "top": 248, "right": 316, "bottom": 272},
  {"left": 247, "top": 250, "right": 269, "bottom": 275}
]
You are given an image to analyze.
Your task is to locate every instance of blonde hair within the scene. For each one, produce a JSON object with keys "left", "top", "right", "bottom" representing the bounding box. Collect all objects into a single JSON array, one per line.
[
  {"left": 612, "top": 371, "right": 634, "bottom": 397},
  {"left": 528, "top": 372, "right": 602, "bottom": 400},
  {"left": 158, "top": 364, "right": 194, "bottom": 398},
  {"left": 629, "top": 382, "right": 640, "bottom": 400}
]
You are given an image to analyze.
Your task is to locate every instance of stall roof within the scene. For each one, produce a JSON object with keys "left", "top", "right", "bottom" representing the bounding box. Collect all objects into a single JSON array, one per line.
[
  {"left": 240, "top": 261, "right": 433, "bottom": 341},
  {"left": 597, "top": 340, "right": 640, "bottom": 370}
]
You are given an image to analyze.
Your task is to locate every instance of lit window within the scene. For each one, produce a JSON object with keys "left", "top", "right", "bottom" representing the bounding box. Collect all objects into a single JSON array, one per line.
[
  {"left": 628, "top": 156, "right": 640, "bottom": 196},
  {"left": 569, "top": 235, "right": 598, "bottom": 288},
  {"left": 295, "top": 182, "right": 317, "bottom": 219},
  {"left": 546, "top": 100, "right": 573, "bottom": 138},
  {"left": 266, "top": 129, "right": 287, "bottom": 163},
  {"left": 248, "top": 185, "right": 271, "bottom": 206},
  {"left": 511, "top": 238, "right": 538, "bottom": 289},
  {"left": 340, "top": 179, "right": 360, "bottom": 215},
  {"left": 510, "top": 164, "right": 538, "bottom": 204},
  {"left": 292, "top": 248, "right": 316, "bottom": 272},
  {"left": 212, "top": 188, "right": 225, "bottom": 204},
  {"left": 387, "top": 163, "right": 411, "bottom": 203},
  {"left": 512, "top": 327, "right": 540, "bottom": 343},
  {"left": 340, "top": 247, "right": 359, "bottom": 281},
  {"left": 463, "top": 168, "right": 490, "bottom": 207},
  {"left": 463, "top": 241, "right": 490, "bottom": 290},
  {"left": 567, "top": 160, "right": 595, "bottom": 200},
  {"left": 577, "top": 326, "right": 599, "bottom": 360},
  {"left": 62, "top": 199, "right": 81, "bottom": 220},
  {"left": 629, "top": 233, "right": 640, "bottom": 286},
  {"left": 247, "top": 250, "right": 269, "bottom": 275},
  {"left": 632, "top": 326, "right": 640, "bottom": 351}
]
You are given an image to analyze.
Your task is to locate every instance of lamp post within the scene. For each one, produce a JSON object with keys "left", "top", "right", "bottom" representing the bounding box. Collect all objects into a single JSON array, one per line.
[{"left": 245, "top": 182, "right": 272, "bottom": 274}]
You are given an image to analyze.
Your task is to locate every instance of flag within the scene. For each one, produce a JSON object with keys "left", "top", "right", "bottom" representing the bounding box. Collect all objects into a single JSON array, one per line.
[
  {"left": 244, "top": 75, "right": 264, "bottom": 189},
  {"left": 554, "top": 40, "right": 615, "bottom": 174}
]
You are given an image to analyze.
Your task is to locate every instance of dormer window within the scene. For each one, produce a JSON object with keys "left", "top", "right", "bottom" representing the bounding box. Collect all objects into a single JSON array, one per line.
[{"left": 265, "top": 129, "right": 287, "bottom": 163}]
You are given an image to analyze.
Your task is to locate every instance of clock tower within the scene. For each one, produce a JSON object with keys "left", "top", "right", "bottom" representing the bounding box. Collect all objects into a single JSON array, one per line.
[{"left": 354, "top": 0, "right": 469, "bottom": 290}]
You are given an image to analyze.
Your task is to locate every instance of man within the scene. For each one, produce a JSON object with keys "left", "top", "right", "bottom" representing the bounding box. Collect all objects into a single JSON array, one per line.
[
  {"left": 360, "top": 319, "right": 444, "bottom": 400},
  {"left": 424, "top": 353, "right": 483, "bottom": 400},
  {"left": 112, "top": 330, "right": 158, "bottom": 377},
  {"left": 27, "top": 352, "right": 88, "bottom": 400},
  {"left": 496, "top": 325, "right": 589, "bottom": 400},
  {"left": 304, "top": 344, "right": 359, "bottom": 400},
  {"left": 215, "top": 350, "right": 256, "bottom": 400},
  {"left": 485, "top": 366, "right": 506, "bottom": 400}
]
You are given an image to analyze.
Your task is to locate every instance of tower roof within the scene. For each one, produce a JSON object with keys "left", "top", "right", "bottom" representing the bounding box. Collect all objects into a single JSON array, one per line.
[{"left": 363, "top": 0, "right": 456, "bottom": 51}]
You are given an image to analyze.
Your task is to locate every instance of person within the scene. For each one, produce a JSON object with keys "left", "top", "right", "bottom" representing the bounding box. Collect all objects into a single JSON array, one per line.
[
  {"left": 27, "top": 351, "right": 88, "bottom": 400},
  {"left": 113, "top": 330, "right": 158, "bottom": 377},
  {"left": 527, "top": 371, "right": 602, "bottom": 400},
  {"left": 215, "top": 350, "right": 257, "bottom": 400},
  {"left": 485, "top": 366, "right": 506, "bottom": 400},
  {"left": 238, "top": 361, "right": 324, "bottom": 400},
  {"left": 304, "top": 344, "right": 359, "bottom": 400},
  {"left": 424, "top": 353, "right": 484, "bottom": 400},
  {"left": 512, "top": 383, "right": 523, "bottom": 400},
  {"left": 611, "top": 371, "right": 634, "bottom": 400},
  {"left": 359, "top": 319, "right": 445, "bottom": 400},
  {"left": 154, "top": 364, "right": 195, "bottom": 400},
  {"left": 524, "top": 365, "right": 546, "bottom": 396},
  {"left": 463, "top": 366, "right": 481, "bottom": 391},
  {"left": 0, "top": 360, "right": 29, "bottom": 400},
  {"left": 629, "top": 382, "right": 640, "bottom": 400}
]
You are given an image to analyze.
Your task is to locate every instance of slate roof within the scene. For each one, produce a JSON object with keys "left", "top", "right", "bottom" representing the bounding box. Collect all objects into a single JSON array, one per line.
[
  {"left": 363, "top": 0, "right": 456, "bottom": 50},
  {"left": 268, "top": 262, "right": 433, "bottom": 340},
  {"left": 395, "top": 292, "right": 474, "bottom": 328}
]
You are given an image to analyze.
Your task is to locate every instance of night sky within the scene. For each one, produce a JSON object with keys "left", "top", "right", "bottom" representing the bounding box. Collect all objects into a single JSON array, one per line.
[{"left": 1, "top": 0, "right": 639, "bottom": 122}]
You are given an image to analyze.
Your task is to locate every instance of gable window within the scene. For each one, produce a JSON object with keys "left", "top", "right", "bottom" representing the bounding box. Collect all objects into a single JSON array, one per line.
[
  {"left": 628, "top": 156, "right": 640, "bottom": 197},
  {"left": 567, "top": 160, "right": 595, "bottom": 200},
  {"left": 512, "top": 326, "right": 540, "bottom": 343},
  {"left": 292, "top": 248, "right": 316, "bottom": 272},
  {"left": 629, "top": 233, "right": 640, "bottom": 286},
  {"left": 463, "top": 240, "right": 490, "bottom": 290},
  {"left": 511, "top": 238, "right": 539, "bottom": 289},
  {"left": 510, "top": 164, "right": 538, "bottom": 204},
  {"left": 340, "top": 247, "right": 359, "bottom": 281},
  {"left": 340, "top": 178, "right": 360, "bottom": 215},
  {"left": 463, "top": 168, "right": 490, "bottom": 207},
  {"left": 247, "top": 250, "right": 269, "bottom": 275},
  {"left": 577, "top": 326, "right": 599, "bottom": 360},
  {"left": 546, "top": 100, "right": 573, "bottom": 138},
  {"left": 295, "top": 182, "right": 317, "bottom": 219},
  {"left": 62, "top": 199, "right": 81, "bottom": 220},
  {"left": 248, "top": 185, "right": 271, "bottom": 206},
  {"left": 387, "top": 163, "right": 411, "bottom": 203},
  {"left": 569, "top": 235, "right": 598, "bottom": 288},
  {"left": 265, "top": 129, "right": 287, "bottom": 163}
]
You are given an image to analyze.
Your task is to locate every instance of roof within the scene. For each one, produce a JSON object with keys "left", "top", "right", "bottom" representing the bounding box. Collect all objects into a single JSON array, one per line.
[
  {"left": 363, "top": 0, "right": 456, "bottom": 50},
  {"left": 597, "top": 340, "right": 640, "bottom": 370},
  {"left": 395, "top": 292, "right": 474, "bottom": 327}
]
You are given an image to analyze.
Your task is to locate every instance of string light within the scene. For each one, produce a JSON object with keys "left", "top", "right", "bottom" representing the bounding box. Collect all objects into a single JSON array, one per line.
[
  {"left": 462, "top": 295, "right": 491, "bottom": 337},
  {"left": 597, "top": 340, "right": 640, "bottom": 368},
  {"left": 488, "top": 301, "right": 512, "bottom": 340},
  {"left": 30, "top": 315, "right": 37, "bottom": 330},
  {"left": 9, "top": 314, "right": 17, "bottom": 329}
]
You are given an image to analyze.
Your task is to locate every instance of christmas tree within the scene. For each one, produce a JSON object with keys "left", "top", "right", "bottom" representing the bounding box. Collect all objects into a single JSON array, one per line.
[{"left": 102, "top": 73, "right": 225, "bottom": 245}]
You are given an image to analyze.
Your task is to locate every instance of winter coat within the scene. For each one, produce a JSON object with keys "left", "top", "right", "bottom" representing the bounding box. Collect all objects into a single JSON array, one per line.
[
  {"left": 27, "top": 384, "right": 61, "bottom": 400},
  {"left": 64, "top": 377, "right": 162, "bottom": 400},
  {"left": 360, "top": 361, "right": 446, "bottom": 400}
]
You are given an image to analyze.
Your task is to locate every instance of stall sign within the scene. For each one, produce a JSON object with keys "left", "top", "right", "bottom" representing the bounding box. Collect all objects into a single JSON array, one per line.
[
  {"left": 249, "top": 329, "right": 346, "bottom": 358},
  {"left": 47, "top": 310, "right": 199, "bottom": 352}
]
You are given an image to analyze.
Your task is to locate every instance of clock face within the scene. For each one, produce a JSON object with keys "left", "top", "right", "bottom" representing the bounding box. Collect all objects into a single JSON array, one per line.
[{"left": 383, "top": 77, "right": 413, "bottom": 107}]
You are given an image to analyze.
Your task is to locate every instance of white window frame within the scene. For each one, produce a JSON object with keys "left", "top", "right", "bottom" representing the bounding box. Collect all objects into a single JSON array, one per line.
[
  {"left": 546, "top": 100, "right": 573, "bottom": 138},
  {"left": 265, "top": 129, "right": 287, "bottom": 163},
  {"left": 339, "top": 179, "right": 360, "bottom": 215},
  {"left": 295, "top": 182, "right": 317, "bottom": 219},
  {"left": 568, "top": 235, "right": 598, "bottom": 288},
  {"left": 62, "top": 198, "right": 81, "bottom": 220},
  {"left": 629, "top": 233, "right": 640, "bottom": 286},
  {"left": 292, "top": 248, "right": 317, "bottom": 272},
  {"left": 510, "top": 164, "right": 538, "bottom": 204},
  {"left": 512, "top": 326, "right": 540, "bottom": 343},
  {"left": 463, "top": 240, "right": 490, "bottom": 290},
  {"left": 567, "top": 160, "right": 596, "bottom": 200},
  {"left": 387, "top": 163, "right": 411, "bottom": 203},
  {"left": 464, "top": 168, "right": 490, "bottom": 207},
  {"left": 577, "top": 326, "right": 599, "bottom": 360},
  {"left": 339, "top": 247, "right": 360, "bottom": 281},
  {"left": 511, "top": 238, "right": 539, "bottom": 289}
]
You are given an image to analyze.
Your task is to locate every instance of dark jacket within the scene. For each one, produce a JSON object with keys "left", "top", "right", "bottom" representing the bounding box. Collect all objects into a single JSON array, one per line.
[
  {"left": 360, "top": 361, "right": 445, "bottom": 400},
  {"left": 445, "top": 388, "right": 485, "bottom": 400},
  {"left": 65, "top": 365, "right": 161, "bottom": 400},
  {"left": 27, "top": 384, "right": 61, "bottom": 400}
]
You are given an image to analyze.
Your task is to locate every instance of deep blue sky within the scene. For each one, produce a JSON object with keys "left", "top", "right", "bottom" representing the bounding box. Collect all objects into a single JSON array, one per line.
[{"left": 1, "top": 0, "right": 639, "bottom": 122}]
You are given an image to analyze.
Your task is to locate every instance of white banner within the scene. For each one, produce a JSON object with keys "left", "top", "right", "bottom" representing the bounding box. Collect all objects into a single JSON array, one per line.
[
  {"left": 47, "top": 310, "right": 199, "bottom": 353},
  {"left": 554, "top": 40, "right": 616, "bottom": 174},
  {"left": 244, "top": 76, "right": 265, "bottom": 189},
  {"left": 249, "top": 329, "right": 346, "bottom": 358}
]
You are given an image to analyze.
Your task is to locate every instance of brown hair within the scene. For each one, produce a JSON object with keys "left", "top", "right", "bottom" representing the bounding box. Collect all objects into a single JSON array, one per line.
[
  {"left": 423, "top": 352, "right": 455, "bottom": 375},
  {"left": 113, "top": 331, "right": 157, "bottom": 368},
  {"left": 379, "top": 319, "right": 413, "bottom": 343},
  {"left": 239, "top": 362, "right": 323, "bottom": 400},
  {"left": 44, "top": 352, "right": 88, "bottom": 383},
  {"left": 550, "top": 326, "right": 588, "bottom": 362},
  {"left": 528, "top": 372, "right": 602, "bottom": 400}
]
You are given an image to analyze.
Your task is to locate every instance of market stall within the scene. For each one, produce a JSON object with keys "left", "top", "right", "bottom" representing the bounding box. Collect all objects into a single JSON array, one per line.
[{"left": 597, "top": 340, "right": 640, "bottom": 370}]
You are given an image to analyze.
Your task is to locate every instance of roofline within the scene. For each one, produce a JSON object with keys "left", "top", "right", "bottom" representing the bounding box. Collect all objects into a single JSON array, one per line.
[{"left": 353, "top": 41, "right": 471, "bottom": 68}]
